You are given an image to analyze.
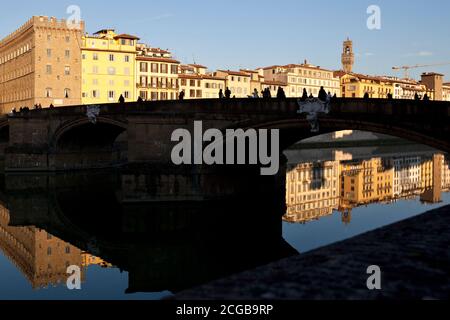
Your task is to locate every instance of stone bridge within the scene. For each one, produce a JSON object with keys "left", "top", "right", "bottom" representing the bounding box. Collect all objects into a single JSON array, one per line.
[{"left": 0, "top": 97, "right": 448, "bottom": 172}]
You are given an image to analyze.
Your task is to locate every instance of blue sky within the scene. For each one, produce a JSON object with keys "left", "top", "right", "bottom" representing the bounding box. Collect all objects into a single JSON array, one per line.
[{"left": 1, "top": 0, "right": 449, "bottom": 80}]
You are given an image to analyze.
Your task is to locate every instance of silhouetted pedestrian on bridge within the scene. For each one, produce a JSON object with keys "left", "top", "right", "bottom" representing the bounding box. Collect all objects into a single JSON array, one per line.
[
  {"left": 137, "top": 96, "right": 144, "bottom": 103},
  {"left": 318, "top": 86, "right": 327, "bottom": 102},
  {"left": 364, "top": 92, "right": 370, "bottom": 100},
  {"left": 48, "top": 104, "right": 53, "bottom": 109},
  {"left": 387, "top": 93, "right": 393, "bottom": 100},
  {"left": 118, "top": 94, "right": 125, "bottom": 104},
  {"left": 423, "top": 93, "right": 430, "bottom": 101},
  {"left": 277, "top": 87, "right": 286, "bottom": 100},
  {"left": 253, "top": 89, "right": 260, "bottom": 98},
  {"left": 179, "top": 90, "right": 185, "bottom": 101},
  {"left": 219, "top": 89, "right": 224, "bottom": 99},
  {"left": 301, "top": 88, "right": 308, "bottom": 101},
  {"left": 414, "top": 93, "right": 420, "bottom": 101},
  {"left": 225, "top": 87, "right": 232, "bottom": 99}
]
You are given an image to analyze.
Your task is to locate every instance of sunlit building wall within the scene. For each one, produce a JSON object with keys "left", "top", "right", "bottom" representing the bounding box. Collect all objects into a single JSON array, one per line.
[
  {"left": 0, "top": 16, "right": 84, "bottom": 113},
  {"left": 81, "top": 29, "right": 139, "bottom": 104},
  {"left": 136, "top": 44, "right": 180, "bottom": 101},
  {"left": 263, "top": 62, "right": 341, "bottom": 98}
]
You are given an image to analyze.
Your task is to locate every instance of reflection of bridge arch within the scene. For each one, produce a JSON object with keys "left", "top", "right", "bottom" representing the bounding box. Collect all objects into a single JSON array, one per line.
[
  {"left": 52, "top": 117, "right": 127, "bottom": 151},
  {"left": 225, "top": 116, "right": 450, "bottom": 152}
]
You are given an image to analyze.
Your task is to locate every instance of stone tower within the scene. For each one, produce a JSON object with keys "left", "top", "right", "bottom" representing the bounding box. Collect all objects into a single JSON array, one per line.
[{"left": 342, "top": 38, "right": 354, "bottom": 73}]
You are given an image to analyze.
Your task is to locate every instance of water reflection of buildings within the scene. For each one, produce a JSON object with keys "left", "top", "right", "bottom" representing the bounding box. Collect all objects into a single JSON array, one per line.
[
  {"left": 0, "top": 206, "right": 110, "bottom": 289},
  {"left": 285, "top": 152, "right": 449, "bottom": 224}
]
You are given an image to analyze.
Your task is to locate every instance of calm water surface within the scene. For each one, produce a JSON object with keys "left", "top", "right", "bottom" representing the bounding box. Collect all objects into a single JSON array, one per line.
[{"left": 0, "top": 144, "right": 448, "bottom": 300}]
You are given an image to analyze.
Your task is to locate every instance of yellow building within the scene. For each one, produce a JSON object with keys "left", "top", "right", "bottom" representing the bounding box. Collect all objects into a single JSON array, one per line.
[
  {"left": 338, "top": 72, "right": 395, "bottom": 99},
  {"left": 136, "top": 43, "right": 180, "bottom": 101},
  {"left": 81, "top": 29, "right": 139, "bottom": 104},
  {"left": 340, "top": 158, "right": 394, "bottom": 206}
]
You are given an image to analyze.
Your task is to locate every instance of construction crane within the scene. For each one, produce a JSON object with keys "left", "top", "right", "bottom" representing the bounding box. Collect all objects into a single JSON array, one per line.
[{"left": 392, "top": 62, "right": 450, "bottom": 79}]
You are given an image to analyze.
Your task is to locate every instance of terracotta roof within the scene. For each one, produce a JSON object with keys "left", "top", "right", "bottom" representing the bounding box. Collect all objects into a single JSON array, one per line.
[
  {"left": 178, "top": 74, "right": 203, "bottom": 80},
  {"left": 189, "top": 64, "right": 207, "bottom": 69},
  {"left": 262, "top": 80, "right": 287, "bottom": 86},
  {"left": 202, "top": 74, "right": 226, "bottom": 81},
  {"left": 136, "top": 56, "right": 180, "bottom": 64},
  {"left": 240, "top": 69, "right": 258, "bottom": 74},
  {"left": 216, "top": 70, "right": 251, "bottom": 77},
  {"left": 114, "top": 34, "right": 140, "bottom": 40}
]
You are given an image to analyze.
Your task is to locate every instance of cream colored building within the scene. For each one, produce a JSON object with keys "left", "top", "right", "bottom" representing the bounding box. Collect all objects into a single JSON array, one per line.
[
  {"left": 263, "top": 62, "right": 341, "bottom": 98},
  {"left": 285, "top": 161, "right": 340, "bottom": 223},
  {"left": 179, "top": 64, "right": 226, "bottom": 99},
  {"left": 81, "top": 29, "right": 139, "bottom": 104},
  {"left": 443, "top": 83, "right": 450, "bottom": 101},
  {"left": 213, "top": 70, "right": 252, "bottom": 98},
  {"left": 0, "top": 16, "right": 84, "bottom": 113},
  {"left": 136, "top": 44, "right": 180, "bottom": 101}
]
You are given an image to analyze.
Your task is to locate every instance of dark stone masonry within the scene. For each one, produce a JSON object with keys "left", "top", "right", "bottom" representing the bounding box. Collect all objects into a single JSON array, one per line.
[{"left": 174, "top": 205, "right": 450, "bottom": 300}]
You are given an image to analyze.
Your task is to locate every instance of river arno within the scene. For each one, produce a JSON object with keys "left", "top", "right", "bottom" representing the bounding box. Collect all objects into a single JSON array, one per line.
[{"left": 0, "top": 143, "right": 448, "bottom": 300}]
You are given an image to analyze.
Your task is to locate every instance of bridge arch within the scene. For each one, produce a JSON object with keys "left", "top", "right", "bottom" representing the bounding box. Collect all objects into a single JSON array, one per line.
[
  {"left": 224, "top": 116, "right": 450, "bottom": 153},
  {"left": 51, "top": 117, "right": 128, "bottom": 170}
]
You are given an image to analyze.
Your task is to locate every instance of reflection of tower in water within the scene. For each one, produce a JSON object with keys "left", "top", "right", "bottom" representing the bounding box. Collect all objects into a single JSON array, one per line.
[
  {"left": 420, "top": 154, "right": 443, "bottom": 204},
  {"left": 0, "top": 206, "right": 85, "bottom": 289}
]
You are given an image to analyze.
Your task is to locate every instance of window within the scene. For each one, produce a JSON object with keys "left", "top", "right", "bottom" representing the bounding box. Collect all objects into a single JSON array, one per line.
[
  {"left": 140, "top": 91, "right": 148, "bottom": 100},
  {"left": 125, "top": 55, "right": 130, "bottom": 62},
  {"left": 65, "top": 246, "right": 71, "bottom": 254},
  {"left": 93, "top": 66, "right": 99, "bottom": 74},
  {"left": 65, "top": 50, "right": 70, "bottom": 58},
  {"left": 82, "top": 54, "right": 86, "bottom": 60},
  {"left": 124, "top": 80, "right": 130, "bottom": 87},
  {"left": 47, "top": 247, "right": 52, "bottom": 256},
  {"left": 45, "top": 88, "right": 52, "bottom": 98},
  {"left": 65, "top": 36, "right": 70, "bottom": 43},
  {"left": 93, "top": 53, "right": 99, "bottom": 61},
  {"left": 140, "top": 76, "right": 148, "bottom": 86},
  {"left": 140, "top": 62, "right": 148, "bottom": 72},
  {"left": 161, "top": 64, "right": 168, "bottom": 73},
  {"left": 46, "top": 49, "right": 52, "bottom": 58},
  {"left": 46, "top": 64, "right": 52, "bottom": 74},
  {"left": 107, "top": 67, "right": 116, "bottom": 75},
  {"left": 171, "top": 65, "right": 178, "bottom": 74},
  {"left": 124, "top": 91, "right": 130, "bottom": 99},
  {"left": 109, "top": 54, "right": 115, "bottom": 61},
  {"left": 64, "top": 88, "right": 70, "bottom": 98},
  {"left": 92, "top": 90, "right": 99, "bottom": 98},
  {"left": 151, "top": 63, "right": 158, "bottom": 73},
  {"left": 108, "top": 91, "right": 115, "bottom": 100},
  {"left": 64, "top": 66, "right": 70, "bottom": 75}
]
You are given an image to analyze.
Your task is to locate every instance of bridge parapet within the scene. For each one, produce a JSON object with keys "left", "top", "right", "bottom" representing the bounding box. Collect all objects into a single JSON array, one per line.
[{"left": 0, "top": 98, "right": 449, "bottom": 172}]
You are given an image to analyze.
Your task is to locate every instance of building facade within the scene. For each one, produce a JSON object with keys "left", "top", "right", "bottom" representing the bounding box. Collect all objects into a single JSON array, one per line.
[
  {"left": 213, "top": 70, "right": 252, "bottom": 98},
  {"left": 263, "top": 62, "right": 341, "bottom": 98},
  {"left": 0, "top": 16, "right": 84, "bottom": 114},
  {"left": 285, "top": 161, "right": 341, "bottom": 223},
  {"left": 339, "top": 73, "right": 394, "bottom": 98},
  {"left": 136, "top": 44, "right": 180, "bottom": 101},
  {"left": 81, "top": 29, "right": 139, "bottom": 104}
]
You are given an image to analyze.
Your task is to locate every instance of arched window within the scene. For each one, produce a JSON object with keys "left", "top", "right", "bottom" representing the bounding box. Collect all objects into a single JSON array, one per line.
[
  {"left": 64, "top": 88, "right": 70, "bottom": 99},
  {"left": 45, "top": 88, "right": 52, "bottom": 98}
]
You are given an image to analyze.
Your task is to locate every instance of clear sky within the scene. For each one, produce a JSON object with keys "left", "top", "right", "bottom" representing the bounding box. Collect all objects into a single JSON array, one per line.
[{"left": 1, "top": 0, "right": 450, "bottom": 80}]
